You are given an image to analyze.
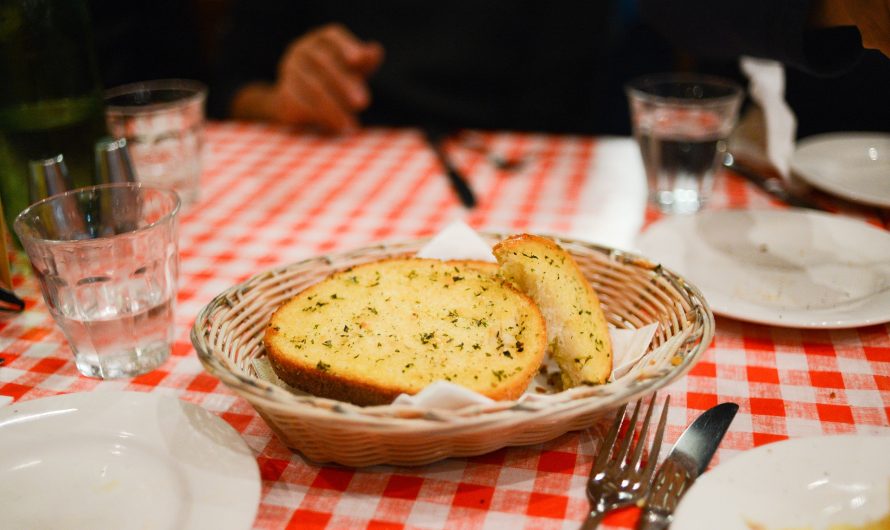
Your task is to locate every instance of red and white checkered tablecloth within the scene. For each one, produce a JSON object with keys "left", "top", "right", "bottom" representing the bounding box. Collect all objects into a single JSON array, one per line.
[{"left": 2, "top": 122, "right": 888, "bottom": 530}]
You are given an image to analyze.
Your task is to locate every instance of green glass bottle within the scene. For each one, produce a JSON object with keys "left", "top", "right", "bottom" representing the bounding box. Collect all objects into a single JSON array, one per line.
[{"left": 0, "top": 0, "right": 108, "bottom": 241}]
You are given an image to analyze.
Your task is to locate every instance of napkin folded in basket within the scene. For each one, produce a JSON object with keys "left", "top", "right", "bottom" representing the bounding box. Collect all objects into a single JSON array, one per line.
[{"left": 254, "top": 221, "right": 659, "bottom": 410}]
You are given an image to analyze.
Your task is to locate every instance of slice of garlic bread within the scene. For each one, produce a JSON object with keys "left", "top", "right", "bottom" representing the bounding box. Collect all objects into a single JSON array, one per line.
[
  {"left": 493, "top": 234, "right": 612, "bottom": 387},
  {"left": 264, "top": 258, "right": 547, "bottom": 405}
]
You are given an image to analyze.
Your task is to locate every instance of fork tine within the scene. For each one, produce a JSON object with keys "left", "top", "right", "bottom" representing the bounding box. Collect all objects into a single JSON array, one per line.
[
  {"left": 589, "top": 403, "right": 627, "bottom": 477},
  {"left": 640, "top": 394, "right": 671, "bottom": 482},
  {"left": 629, "top": 393, "right": 658, "bottom": 471},
  {"left": 613, "top": 398, "right": 643, "bottom": 468}
]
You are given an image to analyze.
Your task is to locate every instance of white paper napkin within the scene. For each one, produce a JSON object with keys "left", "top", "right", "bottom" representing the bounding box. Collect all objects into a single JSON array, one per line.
[
  {"left": 0, "top": 395, "right": 12, "bottom": 408},
  {"left": 740, "top": 56, "right": 797, "bottom": 179},
  {"left": 415, "top": 220, "right": 496, "bottom": 263},
  {"left": 609, "top": 323, "right": 659, "bottom": 380},
  {"left": 392, "top": 380, "right": 495, "bottom": 407}
]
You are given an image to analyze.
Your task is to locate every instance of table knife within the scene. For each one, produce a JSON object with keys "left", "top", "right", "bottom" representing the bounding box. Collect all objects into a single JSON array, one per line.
[
  {"left": 635, "top": 402, "right": 739, "bottom": 530},
  {"left": 422, "top": 126, "right": 477, "bottom": 208},
  {"left": 722, "top": 153, "right": 822, "bottom": 211}
]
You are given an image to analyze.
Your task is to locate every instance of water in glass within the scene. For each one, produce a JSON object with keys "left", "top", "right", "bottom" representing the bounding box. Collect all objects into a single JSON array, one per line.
[
  {"left": 636, "top": 109, "right": 728, "bottom": 214},
  {"left": 626, "top": 74, "right": 742, "bottom": 214},
  {"left": 42, "top": 267, "right": 175, "bottom": 379},
  {"left": 16, "top": 184, "right": 180, "bottom": 379}
]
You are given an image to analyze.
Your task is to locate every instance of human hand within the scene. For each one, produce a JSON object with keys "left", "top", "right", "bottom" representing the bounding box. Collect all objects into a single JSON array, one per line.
[{"left": 270, "top": 23, "right": 383, "bottom": 132}]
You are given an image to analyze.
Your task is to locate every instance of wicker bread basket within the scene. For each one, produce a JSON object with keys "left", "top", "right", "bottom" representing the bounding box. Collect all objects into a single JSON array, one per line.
[{"left": 191, "top": 233, "right": 713, "bottom": 466}]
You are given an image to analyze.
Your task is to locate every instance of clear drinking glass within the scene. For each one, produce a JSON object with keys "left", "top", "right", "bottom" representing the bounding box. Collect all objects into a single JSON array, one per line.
[
  {"left": 626, "top": 74, "right": 743, "bottom": 214},
  {"left": 14, "top": 183, "right": 180, "bottom": 379},
  {"left": 104, "top": 79, "right": 206, "bottom": 206}
]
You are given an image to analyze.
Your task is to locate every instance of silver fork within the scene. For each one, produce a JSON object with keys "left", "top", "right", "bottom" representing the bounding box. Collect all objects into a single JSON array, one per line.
[{"left": 580, "top": 394, "right": 670, "bottom": 530}]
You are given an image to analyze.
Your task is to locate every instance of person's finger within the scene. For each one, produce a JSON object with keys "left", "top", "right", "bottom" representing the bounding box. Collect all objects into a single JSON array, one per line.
[
  {"left": 308, "top": 40, "right": 371, "bottom": 109},
  {"left": 290, "top": 70, "right": 357, "bottom": 133},
  {"left": 273, "top": 25, "right": 373, "bottom": 132},
  {"left": 281, "top": 50, "right": 361, "bottom": 124},
  {"left": 353, "top": 41, "right": 384, "bottom": 76},
  {"left": 317, "top": 24, "right": 372, "bottom": 67},
  {"left": 317, "top": 24, "right": 384, "bottom": 76}
]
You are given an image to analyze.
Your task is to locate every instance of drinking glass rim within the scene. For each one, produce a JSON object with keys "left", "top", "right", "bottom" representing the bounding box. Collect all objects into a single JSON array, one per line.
[
  {"left": 625, "top": 73, "right": 743, "bottom": 106},
  {"left": 104, "top": 78, "right": 207, "bottom": 114},
  {"left": 14, "top": 182, "right": 181, "bottom": 246}
]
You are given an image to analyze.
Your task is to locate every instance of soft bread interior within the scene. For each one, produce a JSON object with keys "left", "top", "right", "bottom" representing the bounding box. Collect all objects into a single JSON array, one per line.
[{"left": 494, "top": 235, "right": 613, "bottom": 387}]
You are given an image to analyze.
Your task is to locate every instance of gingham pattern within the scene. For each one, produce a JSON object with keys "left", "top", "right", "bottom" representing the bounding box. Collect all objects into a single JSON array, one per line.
[{"left": 1, "top": 122, "right": 888, "bottom": 530}]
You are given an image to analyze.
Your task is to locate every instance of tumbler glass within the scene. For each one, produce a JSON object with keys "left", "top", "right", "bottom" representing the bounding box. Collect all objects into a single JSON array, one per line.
[
  {"left": 105, "top": 79, "right": 206, "bottom": 206},
  {"left": 626, "top": 74, "right": 743, "bottom": 214},
  {"left": 14, "top": 183, "right": 180, "bottom": 378}
]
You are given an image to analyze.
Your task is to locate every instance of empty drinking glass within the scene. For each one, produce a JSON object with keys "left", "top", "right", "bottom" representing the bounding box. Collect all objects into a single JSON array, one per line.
[
  {"left": 104, "top": 79, "right": 206, "bottom": 206},
  {"left": 14, "top": 183, "right": 180, "bottom": 378},
  {"left": 626, "top": 74, "right": 743, "bottom": 214}
]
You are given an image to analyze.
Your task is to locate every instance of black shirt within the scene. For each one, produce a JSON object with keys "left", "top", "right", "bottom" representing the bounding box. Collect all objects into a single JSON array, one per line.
[
  {"left": 211, "top": 1, "right": 674, "bottom": 134},
  {"left": 210, "top": 0, "right": 888, "bottom": 136}
]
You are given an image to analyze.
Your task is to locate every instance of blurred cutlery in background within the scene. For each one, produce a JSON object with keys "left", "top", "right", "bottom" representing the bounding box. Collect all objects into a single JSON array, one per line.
[
  {"left": 422, "top": 126, "right": 477, "bottom": 208},
  {"left": 723, "top": 152, "right": 822, "bottom": 210}
]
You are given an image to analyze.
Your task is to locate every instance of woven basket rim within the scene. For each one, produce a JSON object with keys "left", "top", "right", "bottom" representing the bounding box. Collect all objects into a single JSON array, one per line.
[{"left": 191, "top": 232, "right": 714, "bottom": 428}]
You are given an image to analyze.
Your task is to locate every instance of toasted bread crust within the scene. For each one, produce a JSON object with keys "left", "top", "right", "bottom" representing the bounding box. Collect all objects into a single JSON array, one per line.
[
  {"left": 493, "top": 234, "right": 613, "bottom": 387},
  {"left": 264, "top": 258, "right": 547, "bottom": 405}
]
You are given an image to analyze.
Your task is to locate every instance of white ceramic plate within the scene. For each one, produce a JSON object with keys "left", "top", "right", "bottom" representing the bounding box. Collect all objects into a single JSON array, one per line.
[
  {"left": 0, "top": 391, "right": 260, "bottom": 530},
  {"left": 791, "top": 132, "right": 890, "bottom": 208},
  {"left": 637, "top": 209, "right": 890, "bottom": 328},
  {"left": 672, "top": 435, "right": 890, "bottom": 530}
]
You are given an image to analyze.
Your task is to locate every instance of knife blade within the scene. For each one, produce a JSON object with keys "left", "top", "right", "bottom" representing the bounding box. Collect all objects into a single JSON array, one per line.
[
  {"left": 635, "top": 402, "right": 739, "bottom": 530},
  {"left": 722, "top": 153, "right": 822, "bottom": 211}
]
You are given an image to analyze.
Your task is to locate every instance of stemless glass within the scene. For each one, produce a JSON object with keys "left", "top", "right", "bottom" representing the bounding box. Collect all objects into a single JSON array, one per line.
[
  {"left": 626, "top": 74, "right": 743, "bottom": 214},
  {"left": 14, "top": 183, "right": 180, "bottom": 378},
  {"left": 104, "top": 79, "right": 206, "bottom": 206}
]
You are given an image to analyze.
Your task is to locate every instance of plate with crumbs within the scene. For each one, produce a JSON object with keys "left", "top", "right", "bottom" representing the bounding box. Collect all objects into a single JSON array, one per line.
[{"left": 638, "top": 209, "right": 890, "bottom": 328}]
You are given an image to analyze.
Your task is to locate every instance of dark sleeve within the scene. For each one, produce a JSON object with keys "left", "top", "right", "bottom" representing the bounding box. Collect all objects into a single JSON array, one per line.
[
  {"left": 638, "top": 0, "right": 863, "bottom": 75},
  {"left": 207, "top": 1, "right": 311, "bottom": 119}
]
